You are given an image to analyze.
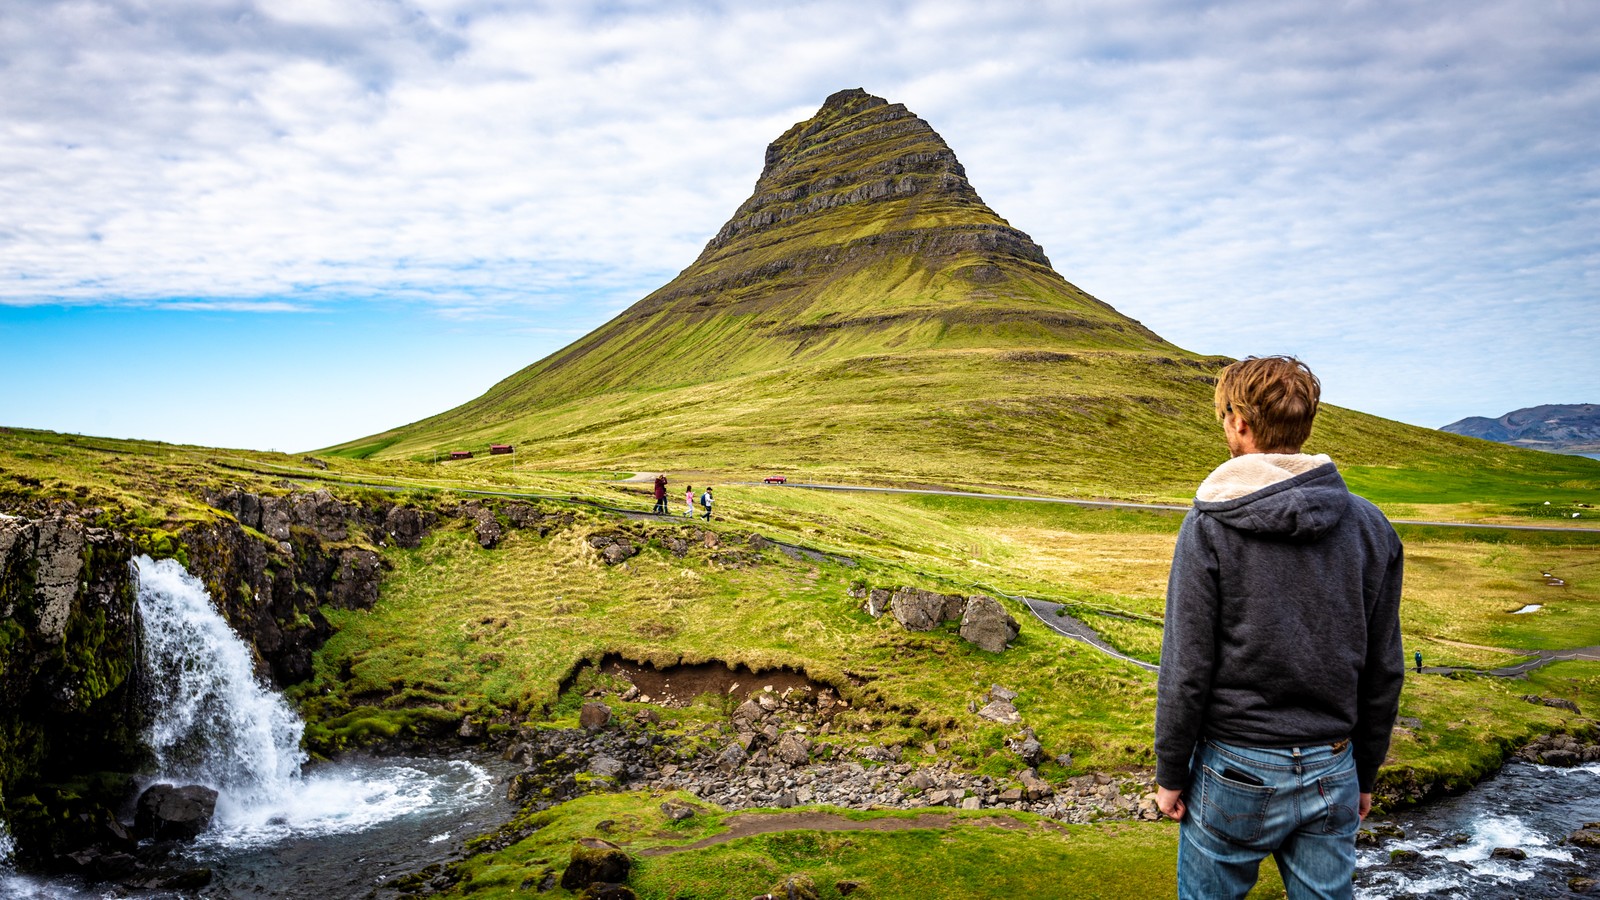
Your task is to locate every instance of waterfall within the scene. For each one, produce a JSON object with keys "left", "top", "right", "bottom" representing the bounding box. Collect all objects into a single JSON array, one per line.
[
  {"left": 131, "top": 555, "right": 499, "bottom": 856},
  {"left": 135, "top": 555, "right": 306, "bottom": 815},
  {"left": 1, "top": 555, "right": 505, "bottom": 895}
]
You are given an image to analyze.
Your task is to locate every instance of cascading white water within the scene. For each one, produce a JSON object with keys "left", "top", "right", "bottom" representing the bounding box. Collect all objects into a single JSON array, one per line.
[{"left": 136, "top": 555, "right": 306, "bottom": 814}]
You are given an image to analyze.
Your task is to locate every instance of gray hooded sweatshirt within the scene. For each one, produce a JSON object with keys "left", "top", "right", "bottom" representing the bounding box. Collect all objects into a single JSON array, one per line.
[{"left": 1154, "top": 454, "right": 1404, "bottom": 793}]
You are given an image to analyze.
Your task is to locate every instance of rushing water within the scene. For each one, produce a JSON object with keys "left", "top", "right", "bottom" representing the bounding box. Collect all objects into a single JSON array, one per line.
[
  {"left": 1357, "top": 760, "right": 1600, "bottom": 898},
  {"left": 0, "top": 556, "right": 516, "bottom": 898}
]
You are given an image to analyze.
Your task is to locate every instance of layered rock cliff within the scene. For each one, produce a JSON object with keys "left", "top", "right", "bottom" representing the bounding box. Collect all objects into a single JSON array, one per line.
[{"left": 0, "top": 512, "right": 143, "bottom": 861}]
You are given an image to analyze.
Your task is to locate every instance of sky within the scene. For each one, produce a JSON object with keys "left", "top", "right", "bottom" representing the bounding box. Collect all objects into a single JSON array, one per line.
[{"left": 2, "top": 0, "right": 1596, "bottom": 453}]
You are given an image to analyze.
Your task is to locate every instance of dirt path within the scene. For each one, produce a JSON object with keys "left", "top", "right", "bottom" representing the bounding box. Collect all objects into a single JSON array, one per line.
[{"left": 637, "top": 810, "right": 1054, "bottom": 856}]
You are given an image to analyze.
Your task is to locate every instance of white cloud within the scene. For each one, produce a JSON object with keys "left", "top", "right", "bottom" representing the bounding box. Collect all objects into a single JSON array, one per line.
[{"left": 1, "top": 0, "right": 1596, "bottom": 447}]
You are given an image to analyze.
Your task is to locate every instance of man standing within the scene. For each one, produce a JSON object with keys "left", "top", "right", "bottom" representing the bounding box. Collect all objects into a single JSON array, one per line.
[{"left": 1154, "top": 356, "right": 1405, "bottom": 899}]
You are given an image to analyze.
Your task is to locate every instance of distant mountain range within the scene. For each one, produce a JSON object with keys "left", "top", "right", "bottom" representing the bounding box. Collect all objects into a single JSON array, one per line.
[{"left": 1441, "top": 404, "right": 1600, "bottom": 455}]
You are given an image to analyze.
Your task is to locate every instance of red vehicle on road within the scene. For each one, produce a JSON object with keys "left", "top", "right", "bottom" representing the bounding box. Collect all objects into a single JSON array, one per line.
[{"left": 763, "top": 476, "right": 787, "bottom": 484}]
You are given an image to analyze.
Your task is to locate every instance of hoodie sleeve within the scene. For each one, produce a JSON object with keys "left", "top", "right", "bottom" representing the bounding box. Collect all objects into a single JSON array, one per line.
[
  {"left": 1352, "top": 533, "right": 1405, "bottom": 792},
  {"left": 1155, "top": 510, "right": 1220, "bottom": 790}
]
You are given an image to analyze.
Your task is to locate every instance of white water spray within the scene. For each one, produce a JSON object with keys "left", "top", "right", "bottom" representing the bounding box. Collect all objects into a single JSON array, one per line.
[{"left": 136, "top": 555, "right": 306, "bottom": 814}]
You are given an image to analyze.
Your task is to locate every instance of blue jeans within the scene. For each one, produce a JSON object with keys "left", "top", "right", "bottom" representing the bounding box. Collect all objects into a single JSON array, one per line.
[{"left": 1178, "top": 739, "right": 1360, "bottom": 900}]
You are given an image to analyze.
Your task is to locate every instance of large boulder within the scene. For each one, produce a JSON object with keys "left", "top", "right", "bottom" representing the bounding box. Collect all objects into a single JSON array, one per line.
[
  {"left": 890, "top": 588, "right": 951, "bottom": 631},
  {"left": 561, "top": 839, "right": 632, "bottom": 891},
  {"left": 134, "top": 784, "right": 218, "bottom": 841},
  {"left": 959, "top": 595, "right": 1019, "bottom": 652}
]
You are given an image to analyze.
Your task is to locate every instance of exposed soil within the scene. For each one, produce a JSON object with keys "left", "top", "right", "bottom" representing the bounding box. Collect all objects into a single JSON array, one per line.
[
  {"left": 599, "top": 655, "right": 832, "bottom": 706},
  {"left": 638, "top": 810, "right": 1065, "bottom": 856}
]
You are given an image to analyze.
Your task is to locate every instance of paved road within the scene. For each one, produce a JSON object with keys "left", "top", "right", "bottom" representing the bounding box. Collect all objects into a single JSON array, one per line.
[
  {"left": 1422, "top": 645, "right": 1600, "bottom": 678},
  {"left": 751, "top": 481, "right": 1600, "bottom": 533}
]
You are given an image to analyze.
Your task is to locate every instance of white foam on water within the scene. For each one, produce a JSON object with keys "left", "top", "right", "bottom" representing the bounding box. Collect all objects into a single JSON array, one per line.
[
  {"left": 1440, "top": 814, "right": 1570, "bottom": 868},
  {"left": 192, "top": 758, "right": 494, "bottom": 851},
  {"left": 1357, "top": 868, "right": 1468, "bottom": 899}
]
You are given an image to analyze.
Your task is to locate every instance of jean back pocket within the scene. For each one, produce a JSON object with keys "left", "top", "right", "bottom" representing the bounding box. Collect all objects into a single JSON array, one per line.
[{"left": 1198, "top": 763, "right": 1275, "bottom": 846}]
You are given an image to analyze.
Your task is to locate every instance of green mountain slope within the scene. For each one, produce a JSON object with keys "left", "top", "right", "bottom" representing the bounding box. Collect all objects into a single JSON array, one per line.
[{"left": 328, "top": 89, "right": 1595, "bottom": 499}]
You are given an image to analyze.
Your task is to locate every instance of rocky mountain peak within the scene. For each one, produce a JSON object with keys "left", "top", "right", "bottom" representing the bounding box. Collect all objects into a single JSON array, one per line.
[{"left": 703, "top": 88, "right": 992, "bottom": 256}]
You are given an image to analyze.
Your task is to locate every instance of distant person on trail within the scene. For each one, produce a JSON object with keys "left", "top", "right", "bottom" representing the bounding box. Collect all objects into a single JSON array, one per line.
[
  {"left": 684, "top": 485, "right": 695, "bottom": 517},
  {"left": 701, "top": 486, "right": 714, "bottom": 521},
  {"left": 1154, "top": 355, "right": 1405, "bottom": 900},
  {"left": 652, "top": 474, "right": 668, "bottom": 515},
  {"left": 1415, "top": 650, "right": 1423, "bottom": 674}
]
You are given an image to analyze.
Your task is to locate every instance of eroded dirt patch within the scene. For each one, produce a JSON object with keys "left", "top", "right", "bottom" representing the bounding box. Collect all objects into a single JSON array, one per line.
[{"left": 600, "top": 655, "right": 827, "bottom": 706}]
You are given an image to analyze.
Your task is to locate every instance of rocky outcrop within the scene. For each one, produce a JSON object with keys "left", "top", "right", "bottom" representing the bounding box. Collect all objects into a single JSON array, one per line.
[
  {"left": 190, "top": 488, "right": 416, "bottom": 685},
  {"left": 1513, "top": 731, "right": 1600, "bottom": 767},
  {"left": 0, "top": 512, "right": 144, "bottom": 866},
  {"left": 862, "top": 584, "right": 1020, "bottom": 652}
]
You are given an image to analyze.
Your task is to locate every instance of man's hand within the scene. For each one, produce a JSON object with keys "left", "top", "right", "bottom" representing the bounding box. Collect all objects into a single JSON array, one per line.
[
  {"left": 1359, "top": 792, "right": 1372, "bottom": 820},
  {"left": 1157, "top": 785, "right": 1186, "bottom": 821}
]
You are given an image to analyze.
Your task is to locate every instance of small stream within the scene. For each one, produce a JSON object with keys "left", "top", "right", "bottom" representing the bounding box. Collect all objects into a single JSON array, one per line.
[{"left": 1357, "top": 760, "right": 1600, "bottom": 898}]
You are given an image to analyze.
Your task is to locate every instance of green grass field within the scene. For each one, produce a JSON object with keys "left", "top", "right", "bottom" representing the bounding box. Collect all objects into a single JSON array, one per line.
[{"left": 3, "top": 423, "right": 1597, "bottom": 898}]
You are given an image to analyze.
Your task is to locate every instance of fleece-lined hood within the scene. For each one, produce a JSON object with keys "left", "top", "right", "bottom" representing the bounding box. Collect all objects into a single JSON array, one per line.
[{"left": 1194, "top": 453, "right": 1348, "bottom": 542}]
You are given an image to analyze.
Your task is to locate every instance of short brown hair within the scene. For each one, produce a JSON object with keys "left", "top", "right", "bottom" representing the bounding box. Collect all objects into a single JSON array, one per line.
[{"left": 1213, "top": 356, "right": 1321, "bottom": 452}]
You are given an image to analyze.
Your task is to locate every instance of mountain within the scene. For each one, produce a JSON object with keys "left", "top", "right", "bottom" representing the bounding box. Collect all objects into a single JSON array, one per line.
[
  {"left": 328, "top": 89, "right": 1561, "bottom": 498},
  {"left": 1442, "top": 404, "right": 1600, "bottom": 455}
]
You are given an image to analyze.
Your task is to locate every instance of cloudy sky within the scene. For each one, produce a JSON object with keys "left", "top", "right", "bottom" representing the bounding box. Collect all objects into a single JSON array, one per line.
[{"left": 3, "top": 0, "right": 1596, "bottom": 452}]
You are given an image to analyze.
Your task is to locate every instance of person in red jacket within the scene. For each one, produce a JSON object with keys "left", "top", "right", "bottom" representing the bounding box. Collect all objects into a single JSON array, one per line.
[{"left": 651, "top": 474, "right": 668, "bottom": 515}]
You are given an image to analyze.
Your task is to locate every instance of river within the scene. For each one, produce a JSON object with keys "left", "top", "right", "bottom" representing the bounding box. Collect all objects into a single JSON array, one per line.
[{"left": 1357, "top": 760, "right": 1600, "bottom": 898}]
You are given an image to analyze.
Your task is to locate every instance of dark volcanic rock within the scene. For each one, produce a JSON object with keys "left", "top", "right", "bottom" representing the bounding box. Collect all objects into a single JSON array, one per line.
[{"left": 135, "top": 784, "right": 218, "bottom": 841}]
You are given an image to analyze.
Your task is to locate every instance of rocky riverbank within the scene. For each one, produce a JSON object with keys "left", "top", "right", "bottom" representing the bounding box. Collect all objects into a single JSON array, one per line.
[{"left": 489, "top": 683, "right": 1161, "bottom": 829}]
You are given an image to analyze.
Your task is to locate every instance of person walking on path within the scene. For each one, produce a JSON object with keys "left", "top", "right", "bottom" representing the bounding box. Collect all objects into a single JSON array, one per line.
[
  {"left": 1154, "top": 355, "right": 1405, "bottom": 900},
  {"left": 700, "top": 486, "right": 714, "bottom": 521},
  {"left": 684, "top": 485, "right": 695, "bottom": 517},
  {"left": 652, "top": 474, "right": 668, "bottom": 515},
  {"left": 1415, "top": 650, "right": 1423, "bottom": 674}
]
